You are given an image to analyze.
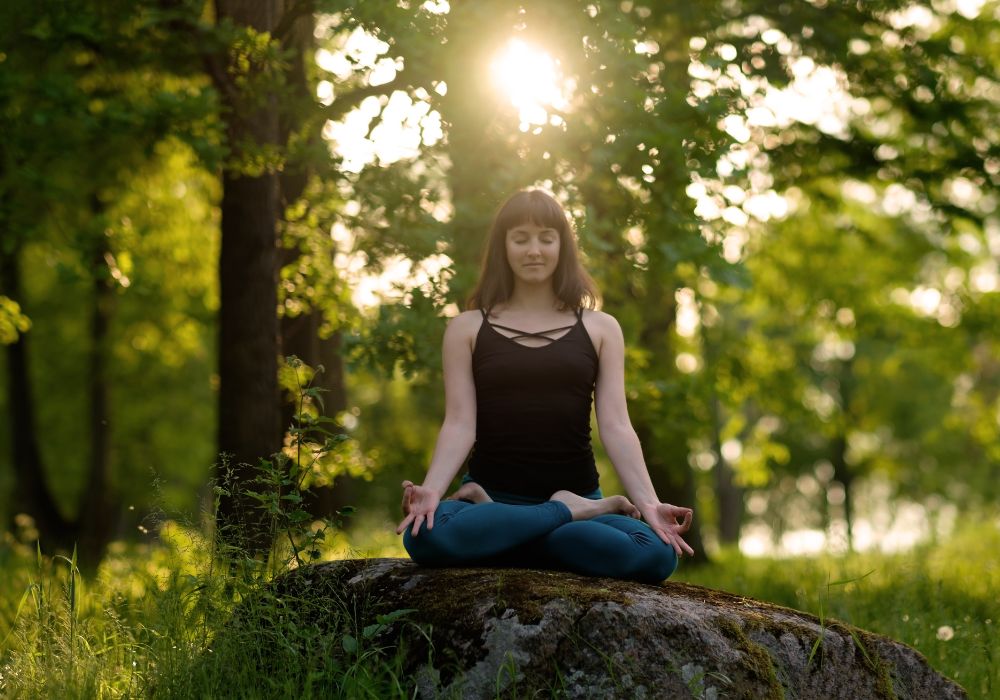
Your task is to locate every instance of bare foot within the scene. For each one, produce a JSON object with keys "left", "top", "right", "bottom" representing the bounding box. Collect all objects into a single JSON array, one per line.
[
  {"left": 550, "top": 491, "right": 640, "bottom": 521},
  {"left": 446, "top": 481, "right": 493, "bottom": 504}
]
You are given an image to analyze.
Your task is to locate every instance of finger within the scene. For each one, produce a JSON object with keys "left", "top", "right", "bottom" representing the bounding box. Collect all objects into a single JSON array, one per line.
[
  {"left": 426, "top": 509, "right": 435, "bottom": 530},
  {"left": 395, "top": 513, "right": 415, "bottom": 535},
  {"left": 670, "top": 529, "right": 694, "bottom": 556},
  {"left": 676, "top": 510, "right": 693, "bottom": 533},
  {"left": 401, "top": 480, "right": 414, "bottom": 488},
  {"left": 412, "top": 514, "right": 424, "bottom": 537},
  {"left": 655, "top": 527, "right": 682, "bottom": 557}
]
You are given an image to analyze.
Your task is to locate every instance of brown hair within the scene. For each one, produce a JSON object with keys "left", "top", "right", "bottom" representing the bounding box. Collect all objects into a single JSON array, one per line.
[{"left": 466, "top": 189, "right": 600, "bottom": 312}]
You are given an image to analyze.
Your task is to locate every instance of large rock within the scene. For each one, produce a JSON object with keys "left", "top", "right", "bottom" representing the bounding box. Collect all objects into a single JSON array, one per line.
[{"left": 271, "top": 558, "right": 966, "bottom": 699}]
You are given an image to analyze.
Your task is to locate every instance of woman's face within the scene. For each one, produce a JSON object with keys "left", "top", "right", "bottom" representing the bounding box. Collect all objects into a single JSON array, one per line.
[{"left": 505, "top": 221, "right": 560, "bottom": 286}]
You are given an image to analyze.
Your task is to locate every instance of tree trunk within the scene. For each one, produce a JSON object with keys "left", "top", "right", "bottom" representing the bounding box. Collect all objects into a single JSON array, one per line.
[
  {"left": 712, "top": 434, "right": 742, "bottom": 546},
  {"left": 77, "top": 198, "right": 116, "bottom": 566},
  {"left": 830, "top": 358, "right": 856, "bottom": 552},
  {"left": 831, "top": 432, "right": 854, "bottom": 552},
  {"left": 702, "top": 316, "right": 742, "bottom": 546},
  {"left": 0, "top": 245, "right": 73, "bottom": 549},
  {"left": 214, "top": 0, "right": 283, "bottom": 552}
]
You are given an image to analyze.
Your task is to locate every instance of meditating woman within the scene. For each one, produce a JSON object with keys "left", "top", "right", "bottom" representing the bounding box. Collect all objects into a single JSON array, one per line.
[{"left": 396, "top": 189, "right": 694, "bottom": 583}]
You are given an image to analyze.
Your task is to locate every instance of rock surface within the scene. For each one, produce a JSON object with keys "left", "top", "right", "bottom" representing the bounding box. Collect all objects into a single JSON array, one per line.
[{"left": 272, "top": 558, "right": 966, "bottom": 699}]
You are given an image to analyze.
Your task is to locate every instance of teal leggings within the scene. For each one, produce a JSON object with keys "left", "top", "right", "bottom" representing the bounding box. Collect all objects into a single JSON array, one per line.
[{"left": 402, "top": 483, "right": 678, "bottom": 584}]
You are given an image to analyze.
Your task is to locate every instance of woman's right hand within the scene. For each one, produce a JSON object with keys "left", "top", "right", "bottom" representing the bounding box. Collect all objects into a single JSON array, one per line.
[{"left": 395, "top": 480, "right": 441, "bottom": 536}]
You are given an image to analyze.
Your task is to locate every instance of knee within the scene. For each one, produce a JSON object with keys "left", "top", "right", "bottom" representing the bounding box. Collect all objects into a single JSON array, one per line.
[
  {"left": 402, "top": 506, "right": 465, "bottom": 566},
  {"left": 402, "top": 519, "right": 452, "bottom": 565},
  {"left": 591, "top": 516, "right": 679, "bottom": 583},
  {"left": 632, "top": 543, "right": 678, "bottom": 584}
]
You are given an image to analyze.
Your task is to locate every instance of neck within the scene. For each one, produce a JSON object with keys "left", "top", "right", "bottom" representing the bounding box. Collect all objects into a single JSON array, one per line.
[{"left": 506, "top": 282, "right": 560, "bottom": 311}]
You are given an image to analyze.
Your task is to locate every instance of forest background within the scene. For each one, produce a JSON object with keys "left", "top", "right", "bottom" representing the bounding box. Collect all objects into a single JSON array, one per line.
[{"left": 0, "top": 0, "right": 998, "bottom": 694}]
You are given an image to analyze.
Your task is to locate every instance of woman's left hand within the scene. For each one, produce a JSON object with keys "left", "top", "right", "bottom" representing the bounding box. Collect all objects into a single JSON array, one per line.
[{"left": 639, "top": 502, "right": 695, "bottom": 557}]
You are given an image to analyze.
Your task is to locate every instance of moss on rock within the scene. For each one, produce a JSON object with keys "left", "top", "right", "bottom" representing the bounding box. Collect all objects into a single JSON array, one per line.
[{"left": 256, "top": 558, "right": 966, "bottom": 700}]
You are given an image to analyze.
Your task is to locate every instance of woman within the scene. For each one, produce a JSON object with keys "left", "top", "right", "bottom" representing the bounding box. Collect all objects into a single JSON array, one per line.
[{"left": 395, "top": 189, "right": 694, "bottom": 584}]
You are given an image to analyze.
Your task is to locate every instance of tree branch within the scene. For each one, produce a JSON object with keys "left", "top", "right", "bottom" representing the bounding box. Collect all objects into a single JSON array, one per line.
[{"left": 274, "top": 0, "right": 316, "bottom": 42}]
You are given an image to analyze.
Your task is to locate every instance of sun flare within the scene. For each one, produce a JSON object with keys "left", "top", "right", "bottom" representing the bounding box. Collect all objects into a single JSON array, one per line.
[{"left": 490, "top": 39, "right": 571, "bottom": 129}]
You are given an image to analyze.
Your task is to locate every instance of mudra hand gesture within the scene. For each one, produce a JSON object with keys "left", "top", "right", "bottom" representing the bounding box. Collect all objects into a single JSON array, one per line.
[
  {"left": 639, "top": 502, "right": 694, "bottom": 557},
  {"left": 395, "top": 480, "right": 439, "bottom": 536}
]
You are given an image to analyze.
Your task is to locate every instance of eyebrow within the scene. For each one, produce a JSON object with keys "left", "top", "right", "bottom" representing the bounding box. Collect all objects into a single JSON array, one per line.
[{"left": 510, "top": 227, "right": 557, "bottom": 234}]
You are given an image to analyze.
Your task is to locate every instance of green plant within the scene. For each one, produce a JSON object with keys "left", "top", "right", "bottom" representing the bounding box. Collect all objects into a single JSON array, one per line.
[
  {"left": 0, "top": 356, "right": 418, "bottom": 699},
  {"left": 807, "top": 569, "right": 875, "bottom": 668},
  {"left": 495, "top": 650, "right": 519, "bottom": 698}
]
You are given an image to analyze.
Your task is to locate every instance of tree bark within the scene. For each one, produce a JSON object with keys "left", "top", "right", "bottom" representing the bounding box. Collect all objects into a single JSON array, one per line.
[
  {"left": 77, "top": 197, "right": 116, "bottom": 565},
  {"left": 831, "top": 432, "right": 854, "bottom": 552},
  {"left": 214, "top": 0, "right": 283, "bottom": 552},
  {"left": 830, "top": 358, "right": 857, "bottom": 552},
  {"left": 712, "top": 419, "right": 742, "bottom": 546},
  {"left": 0, "top": 244, "right": 73, "bottom": 549},
  {"left": 704, "top": 324, "right": 742, "bottom": 546}
]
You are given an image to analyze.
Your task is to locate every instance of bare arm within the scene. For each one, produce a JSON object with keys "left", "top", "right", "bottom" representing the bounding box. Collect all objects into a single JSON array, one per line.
[
  {"left": 422, "top": 312, "right": 478, "bottom": 495},
  {"left": 593, "top": 312, "right": 694, "bottom": 556},
  {"left": 396, "top": 311, "right": 478, "bottom": 535}
]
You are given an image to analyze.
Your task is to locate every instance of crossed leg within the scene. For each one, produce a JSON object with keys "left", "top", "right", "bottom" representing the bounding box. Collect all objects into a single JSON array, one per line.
[
  {"left": 402, "top": 495, "right": 678, "bottom": 583},
  {"left": 535, "top": 515, "right": 678, "bottom": 584},
  {"left": 402, "top": 499, "right": 571, "bottom": 566}
]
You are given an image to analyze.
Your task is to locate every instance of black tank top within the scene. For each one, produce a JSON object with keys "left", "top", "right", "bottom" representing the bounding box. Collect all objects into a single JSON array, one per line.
[{"left": 467, "top": 307, "right": 600, "bottom": 498}]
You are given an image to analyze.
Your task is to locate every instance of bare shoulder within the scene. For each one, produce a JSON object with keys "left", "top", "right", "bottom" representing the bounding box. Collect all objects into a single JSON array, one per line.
[
  {"left": 580, "top": 309, "right": 623, "bottom": 356},
  {"left": 445, "top": 309, "right": 485, "bottom": 348}
]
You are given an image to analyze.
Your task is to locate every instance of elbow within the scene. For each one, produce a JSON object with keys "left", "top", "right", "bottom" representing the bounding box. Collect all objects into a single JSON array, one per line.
[
  {"left": 598, "top": 420, "right": 635, "bottom": 443},
  {"left": 442, "top": 415, "right": 476, "bottom": 441}
]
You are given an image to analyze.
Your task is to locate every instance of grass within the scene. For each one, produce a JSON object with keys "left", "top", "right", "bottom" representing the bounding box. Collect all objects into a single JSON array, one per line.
[
  {"left": 0, "top": 511, "right": 996, "bottom": 698},
  {"left": 0, "top": 517, "right": 419, "bottom": 699},
  {"left": 673, "top": 518, "right": 1000, "bottom": 699}
]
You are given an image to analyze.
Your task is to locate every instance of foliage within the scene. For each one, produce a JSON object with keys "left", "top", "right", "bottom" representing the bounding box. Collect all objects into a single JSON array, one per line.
[
  {"left": 0, "top": 526, "right": 420, "bottom": 698},
  {"left": 0, "top": 297, "right": 29, "bottom": 345},
  {"left": 1, "top": 0, "right": 999, "bottom": 563},
  {"left": 0, "top": 357, "right": 403, "bottom": 698}
]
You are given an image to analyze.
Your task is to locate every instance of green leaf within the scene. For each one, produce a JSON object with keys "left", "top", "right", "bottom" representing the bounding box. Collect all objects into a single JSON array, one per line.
[
  {"left": 362, "top": 623, "right": 383, "bottom": 639},
  {"left": 375, "top": 608, "right": 416, "bottom": 625}
]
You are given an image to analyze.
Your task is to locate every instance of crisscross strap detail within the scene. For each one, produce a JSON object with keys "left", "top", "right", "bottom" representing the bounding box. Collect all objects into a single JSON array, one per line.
[{"left": 480, "top": 308, "right": 582, "bottom": 344}]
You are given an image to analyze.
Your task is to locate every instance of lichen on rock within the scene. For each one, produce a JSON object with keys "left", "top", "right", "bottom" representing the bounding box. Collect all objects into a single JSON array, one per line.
[{"left": 270, "top": 558, "right": 967, "bottom": 700}]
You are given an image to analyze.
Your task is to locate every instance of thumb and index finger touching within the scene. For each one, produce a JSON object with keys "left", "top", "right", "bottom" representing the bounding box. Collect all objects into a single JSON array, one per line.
[
  {"left": 650, "top": 504, "right": 696, "bottom": 557},
  {"left": 396, "top": 480, "right": 437, "bottom": 536}
]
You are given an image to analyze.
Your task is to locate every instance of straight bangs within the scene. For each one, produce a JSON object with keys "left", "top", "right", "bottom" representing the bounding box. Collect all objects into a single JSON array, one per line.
[{"left": 492, "top": 190, "right": 570, "bottom": 236}]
